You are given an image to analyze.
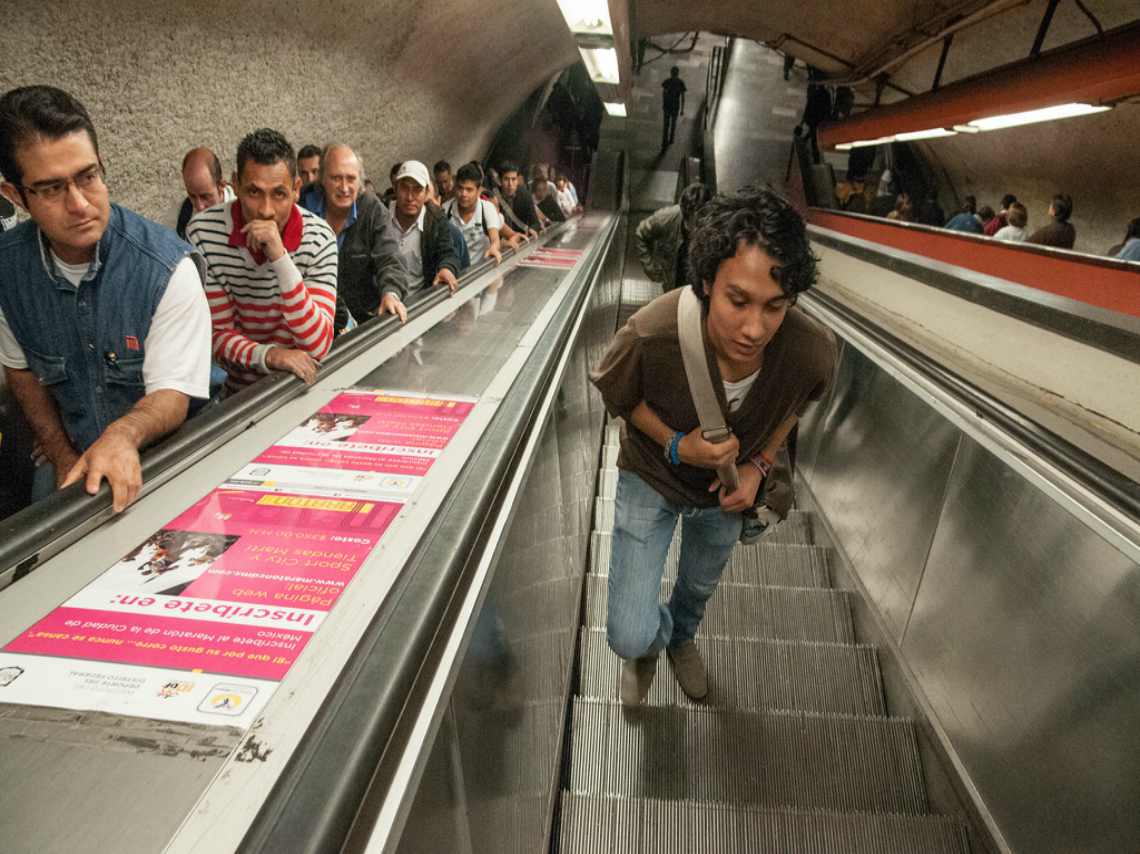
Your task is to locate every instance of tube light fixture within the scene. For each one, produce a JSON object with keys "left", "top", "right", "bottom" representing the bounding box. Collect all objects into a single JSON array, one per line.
[
  {"left": 967, "top": 101, "right": 1111, "bottom": 131},
  {"left": 952, "top": 124, "right": 982, "bottom": 134},
  {"left": 847, "top": 136, "right": 897, "bottom": 148},
  {"left": 604, "top": 101, "right": 627, "bottom": 117},
  {"left": 579, "top": 47, "right": 620, "bottom": 85},
  {"left": 555, "top": 0, "right": 613, "bottom": 37},
  {"left": 894, "top": 127, "right": 958, "bottom": 141}
]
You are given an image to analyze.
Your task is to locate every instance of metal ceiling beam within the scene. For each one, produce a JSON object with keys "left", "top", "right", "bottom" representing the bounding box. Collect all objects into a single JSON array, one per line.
[{"left": 818, "top": 22, "right": 1140, "bottom": 148}]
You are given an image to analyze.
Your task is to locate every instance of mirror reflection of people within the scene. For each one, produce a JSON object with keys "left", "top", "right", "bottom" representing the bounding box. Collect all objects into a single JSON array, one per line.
[{"left": 0, "top": 85, "right": 212, "bottom": 512}]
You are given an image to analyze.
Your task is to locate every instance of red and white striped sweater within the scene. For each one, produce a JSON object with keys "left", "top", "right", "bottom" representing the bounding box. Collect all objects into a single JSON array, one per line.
[{"left": 186, "top": 201, "right": 337, "bottom": 392}]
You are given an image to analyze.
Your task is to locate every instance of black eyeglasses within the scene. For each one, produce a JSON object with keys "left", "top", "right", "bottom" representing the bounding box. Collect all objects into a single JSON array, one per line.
[{"left": 19, "top": 164, "right": 105, "bottom": 203}]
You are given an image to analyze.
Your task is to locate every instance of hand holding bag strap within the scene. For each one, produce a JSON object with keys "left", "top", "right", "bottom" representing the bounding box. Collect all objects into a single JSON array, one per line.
[{"left": 677, "top": 287, "right": 740, "bottom": 492}]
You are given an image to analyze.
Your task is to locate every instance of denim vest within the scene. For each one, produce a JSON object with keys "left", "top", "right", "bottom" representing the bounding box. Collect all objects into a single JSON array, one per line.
[{"left": 0, "top": 203, "right": 195, "bottom": 451}]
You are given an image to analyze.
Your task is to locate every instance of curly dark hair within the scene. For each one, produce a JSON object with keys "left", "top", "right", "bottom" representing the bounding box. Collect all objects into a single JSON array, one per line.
[
  {"left": 237, "top": 128, "right": 296, "bottom": 182},
  {"left": 688, "top": 187, "right": 818, "bottom": 303}
]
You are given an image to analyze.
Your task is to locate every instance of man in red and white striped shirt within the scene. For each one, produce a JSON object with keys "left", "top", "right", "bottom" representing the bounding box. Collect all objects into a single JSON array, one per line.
[{"left": 186, "top": 128, "right": 337, "bottom": 393}]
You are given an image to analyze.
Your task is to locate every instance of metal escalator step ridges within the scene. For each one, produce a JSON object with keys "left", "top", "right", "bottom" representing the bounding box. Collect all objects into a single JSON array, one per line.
[
  {"left": 559, "top": 792, "right": 972, "bottom": 854},
  {"left": 568, "top": 698, "right": 928, "bottom": 815},
  {"left": 584, "top": 575, "right": 856, "bottom": 644},
  {"left": 589, "top": 537, "right": 833, "bottom": 588},
  {"left": 576, "top": 628, "right": 886, "bottom": 716}
]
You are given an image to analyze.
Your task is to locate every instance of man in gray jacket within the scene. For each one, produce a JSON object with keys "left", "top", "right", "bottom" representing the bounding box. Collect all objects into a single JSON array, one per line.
[{"left": 635, "top": 182, "right": 711, "bottom": 291}]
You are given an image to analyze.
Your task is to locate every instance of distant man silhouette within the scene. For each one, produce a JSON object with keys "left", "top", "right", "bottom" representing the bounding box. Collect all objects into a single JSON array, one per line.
[{"left": 661, "top": 66, "right": 686, "bottom": 150}]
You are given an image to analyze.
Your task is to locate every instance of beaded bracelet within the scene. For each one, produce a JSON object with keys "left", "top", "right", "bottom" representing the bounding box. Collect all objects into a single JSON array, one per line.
[{"left": 748, "top": 451, "right": 774, "bottom": 478}]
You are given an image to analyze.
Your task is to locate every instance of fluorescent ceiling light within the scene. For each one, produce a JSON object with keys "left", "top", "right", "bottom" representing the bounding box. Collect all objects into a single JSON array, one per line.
[
  {"left": 846, "top": 136, "right": 896, "bottom": 148},
  {"left": 604, "top": 101, "right": 627, "bottom": 117},
  {"left": 835, "top": 143, "right": 854, "bottom": 151},
  {"left": 952, "top": 124, "right": 981, "bottom": 134},
  {"left": 968, "top": 102, "right": 1111, "bottom": 131},
  {"left": 556, "top": 0, "right": 612, "bottom": 36},
  {"left": 579, "top": 47, "right": 620, "bottom": 85},
  {"left": 894, "top": 127, "right": 957, "bottom": 142}
]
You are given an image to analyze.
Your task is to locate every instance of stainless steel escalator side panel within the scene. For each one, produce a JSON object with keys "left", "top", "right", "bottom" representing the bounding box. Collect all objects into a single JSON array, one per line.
[
  {"left": 798, "top": 303, "right": 1140, "bottom": 853},
  {"left": 804, "top": 344, "right": 963, "bottom": 644},
  {"left": 902, "top": 435, "right": 1140, "bottom": 854},
  {"left": 794, "top": 337, "right": 845, "bottom": 485}
]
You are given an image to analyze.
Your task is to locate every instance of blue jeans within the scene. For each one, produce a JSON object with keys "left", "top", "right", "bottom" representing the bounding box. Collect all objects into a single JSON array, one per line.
[{"left": 607, "top": 470, "right": 742, "bottom": 660}]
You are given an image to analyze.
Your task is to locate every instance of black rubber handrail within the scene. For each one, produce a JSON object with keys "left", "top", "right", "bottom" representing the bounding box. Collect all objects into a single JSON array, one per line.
[
  {"left": 804, "top": 289, "right": 1140, "bottom": 521},
  {"left": 234, "top": 213, "right": 620, "bottom": 854},
  {"left": 0, "top": 223, "right": 570, "bottom": 581}
]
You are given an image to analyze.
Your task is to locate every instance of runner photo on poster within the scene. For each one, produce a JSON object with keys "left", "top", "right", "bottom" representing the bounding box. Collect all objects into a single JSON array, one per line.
[{"left": 95, "top": 529, "right": 241, "bottom": 595}]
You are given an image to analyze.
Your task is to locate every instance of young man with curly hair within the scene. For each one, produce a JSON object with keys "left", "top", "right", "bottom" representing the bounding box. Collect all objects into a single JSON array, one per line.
[{"left": 591, "top": 187, "right": 837, "bottom": 706}]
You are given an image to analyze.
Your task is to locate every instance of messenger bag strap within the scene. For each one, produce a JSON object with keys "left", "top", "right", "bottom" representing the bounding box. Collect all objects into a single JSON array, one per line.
[{"left": 677, "top": 287, "right": 740, "bottom": 492}]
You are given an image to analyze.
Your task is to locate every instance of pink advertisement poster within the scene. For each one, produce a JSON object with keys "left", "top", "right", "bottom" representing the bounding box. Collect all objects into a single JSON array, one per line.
[
  {"left": 518, "top": 247, "right": 583, "bottom": 270},
  {"left": 0, "top": 390, "right": 476, "bottom": 725},
  {"left": 254, "top": 390, "right": 474, "bottom": 476},
  {"left": 5, "top": 489, "right": 401, "bottom": 681}
]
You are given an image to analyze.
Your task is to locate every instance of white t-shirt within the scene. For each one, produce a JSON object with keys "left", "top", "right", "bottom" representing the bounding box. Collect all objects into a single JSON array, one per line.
[
  {"left": 0, "top": 253, "right": 212, "bottom": 398},
  {"left": 444, "top": 198, "right": 502, "bottom": 259},
  {"left": 993, "top": 224, "right": 1027, "bottom": 243},
  {"left": 555, "top": 188, "right": 576, "bottom": 217},
  {"left": 723, "top": 367, "right": 761, "bottom": 413}
]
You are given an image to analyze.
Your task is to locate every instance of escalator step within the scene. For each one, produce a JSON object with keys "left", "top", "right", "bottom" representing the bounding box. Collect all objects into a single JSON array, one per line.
[
  {"left": 577, "top": 629, "right": 885, "bottom": 716},
  {"left": 569, "top": 699, "right": 928, "bottom": 815},
  {"left": 584, "top": 576, "right": 855, "bottom": 644},
  {"left": 590, "top": 536, "right": 831, "bottom": 587},
  {"left": 723, "top": 543, "right": 830, "bottom": 587},
  {"left": 557, "top": 793, "right": 972, "bottom": 854}
]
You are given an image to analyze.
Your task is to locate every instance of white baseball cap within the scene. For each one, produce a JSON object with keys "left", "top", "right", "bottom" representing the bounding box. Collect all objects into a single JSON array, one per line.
[{"left": 394, "top": 160, "right": 430, "bottom": 188}]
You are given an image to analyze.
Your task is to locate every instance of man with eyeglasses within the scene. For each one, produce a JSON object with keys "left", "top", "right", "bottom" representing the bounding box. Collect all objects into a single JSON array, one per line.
[
  {"left": 0, "top": 85, "right": 212, "bottom": 513},
  {"left": 300, "top": 144, "right": 408, "bottom": 327}
]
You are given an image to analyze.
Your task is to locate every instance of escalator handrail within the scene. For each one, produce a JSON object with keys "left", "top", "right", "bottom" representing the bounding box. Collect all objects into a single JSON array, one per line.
[
  {"left": 0, "top": 223, "right": 572, "bottom": 581},
  {"left": 803, "top": 288, "right": 1140, "bottom": 523}
]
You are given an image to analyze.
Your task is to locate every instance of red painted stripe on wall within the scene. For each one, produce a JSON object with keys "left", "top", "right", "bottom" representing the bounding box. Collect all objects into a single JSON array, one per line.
[{"left": 808, "top": 209, "right": 1140, "bottom": 318}]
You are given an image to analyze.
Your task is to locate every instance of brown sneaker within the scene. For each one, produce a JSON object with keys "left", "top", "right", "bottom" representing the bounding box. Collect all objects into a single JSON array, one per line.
[
  {"left": 619, "top": 655, "right": 658, "bottom": 707},
  {"left": 667, "top": 641, "right": 708, "bottom": 700}
]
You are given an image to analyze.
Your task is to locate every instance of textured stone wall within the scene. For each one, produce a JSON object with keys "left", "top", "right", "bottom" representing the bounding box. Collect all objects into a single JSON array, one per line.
[{"left": 2, "top": 0, "right": 578, "bottom": 222}]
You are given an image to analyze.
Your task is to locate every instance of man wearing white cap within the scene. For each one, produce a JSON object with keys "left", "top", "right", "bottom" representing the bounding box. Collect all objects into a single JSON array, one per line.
[{"left": 382, "top": 161, "right": 460, "bottom": 315}]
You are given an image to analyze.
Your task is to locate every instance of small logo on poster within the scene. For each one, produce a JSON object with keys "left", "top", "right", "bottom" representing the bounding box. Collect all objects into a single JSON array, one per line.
[
  {"left": 157, "top": 680, "right": 195, "bottom": 699},
  {"left": 198, "top": 683, "right": 258, "bottom": 716},
  {"left": 0, "top": 666, "right": 24, "bottom": 687}
]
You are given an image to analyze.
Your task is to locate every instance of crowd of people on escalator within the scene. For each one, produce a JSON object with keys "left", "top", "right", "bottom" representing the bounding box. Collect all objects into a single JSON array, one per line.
[
  {"left": 834, "top": 169, "right": 1140, "bottom": 261},
  {"left": 0, "top": 84, "right": 583, "bottom": 513}
]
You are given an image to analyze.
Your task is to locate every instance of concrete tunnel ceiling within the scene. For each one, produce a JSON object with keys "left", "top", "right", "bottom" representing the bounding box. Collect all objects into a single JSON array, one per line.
[{"left": 1, "top": 0, "right": 580, "bottom": 222}]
